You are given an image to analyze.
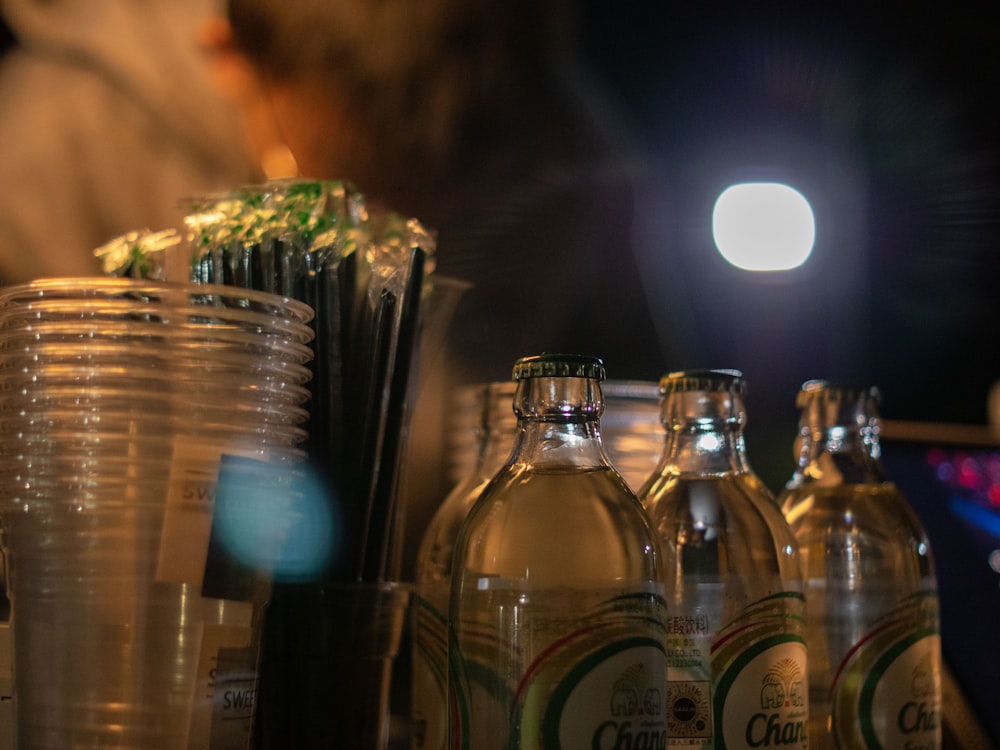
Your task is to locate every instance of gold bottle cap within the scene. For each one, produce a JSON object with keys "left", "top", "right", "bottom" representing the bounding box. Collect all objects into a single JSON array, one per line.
[{"left": 512, "top": 353, "right": 606, "bottom": 382}]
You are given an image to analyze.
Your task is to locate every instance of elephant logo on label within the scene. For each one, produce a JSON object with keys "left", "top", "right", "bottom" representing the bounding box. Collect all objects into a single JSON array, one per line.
[
  {"left": 609, "top": 664, "right": 661, "bottom": 718},
  {"left": 611, "top": 683, "right": 638, "bottom": 716},
  {"left": 759, "top": 658, "right": 805, "bottom": 710},
  {"left": 644, "top": 688, "right": 662, "bottom": 716},
  {"left": 760, "top": 680, "right": 785, "bottom": 709}
]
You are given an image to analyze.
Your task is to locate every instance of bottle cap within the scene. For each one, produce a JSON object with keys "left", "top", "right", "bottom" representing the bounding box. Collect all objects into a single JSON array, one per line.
[
  {"left": 512, "top": 353, "right": 606, "bottom": 382},
  {"left": 659, "top": 368, "right": 745, "bottom": 396},
  {"left": 797, "top": 380, "right": 882, "bottom": 409}
]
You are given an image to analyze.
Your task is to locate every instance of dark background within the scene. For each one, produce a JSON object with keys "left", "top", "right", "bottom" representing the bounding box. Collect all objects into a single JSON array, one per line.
[{"left": 575, "top": 1, "right": 1000, "bottom": 485}]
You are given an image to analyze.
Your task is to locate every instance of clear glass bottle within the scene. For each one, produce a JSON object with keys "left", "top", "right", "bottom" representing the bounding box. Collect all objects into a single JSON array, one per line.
[
  {"left": 638, "top": 369, "right": 808, "bottom": 749},
  {"left": 412, "top": 381, "right": 516, "bottom": 750},
  {"left": 778, "top": 381, "right": 941, "bottom": 749},
  {"left": 449, "top": 354, "right": 667, "bottom": 750}
]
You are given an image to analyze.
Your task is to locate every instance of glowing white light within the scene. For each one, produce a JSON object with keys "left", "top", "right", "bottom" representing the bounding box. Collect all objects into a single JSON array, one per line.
[{"left": 712, "top": 182, "right": 815, "bottom": 271}]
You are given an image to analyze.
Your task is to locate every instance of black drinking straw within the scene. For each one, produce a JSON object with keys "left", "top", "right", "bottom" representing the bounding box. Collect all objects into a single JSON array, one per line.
[
  {"left": 359, "top": 246, "right": 426, "bottom": 581},
  {"left": 351, "top": 286, "right": 396, "bottom": 579},
  {"left": 306, "top": 262, "right": 337, "bottom": 483}
]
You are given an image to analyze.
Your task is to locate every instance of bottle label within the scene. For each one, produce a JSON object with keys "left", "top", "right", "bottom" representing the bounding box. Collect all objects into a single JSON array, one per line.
[
  {"left": 448, "top": 619, "right": 516, "bottom": 750},
  {"left": 665, "top": 614, "right": 713, "bottom": 745},
  {"left": 540, "top": 638, "right": 667, "bottom": 749},
  {"left": 451, "top": 589, "right": 667, "bottom": 750},
  {"left": 412, "top": 589, "right": 449, "bottom": 750},
  {"left": 714, "top": 640, "right": 808, "bottom": 749},
  {"left": 453, "top": 641, "right": 669, "bottom": 750},
  {"left": 831, "top": 592, "right": 941, "bottom": 750},
  {"left": 665, "top": 593, "right": 808, "bottom": 748}
]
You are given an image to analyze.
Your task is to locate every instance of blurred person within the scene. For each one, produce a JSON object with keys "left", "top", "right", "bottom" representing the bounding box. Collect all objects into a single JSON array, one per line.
[{"left": 0, "top": 0, "right": 256, "bottom": 286}]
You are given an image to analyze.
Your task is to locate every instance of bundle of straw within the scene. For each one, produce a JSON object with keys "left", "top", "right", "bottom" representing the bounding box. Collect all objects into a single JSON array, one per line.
[{"left": 99, "top": 179, "right": 435, "bottom": 581}]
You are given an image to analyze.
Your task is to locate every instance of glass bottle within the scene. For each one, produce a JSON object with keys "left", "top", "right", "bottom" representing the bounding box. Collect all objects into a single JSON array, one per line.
[
  {"left": 449, "top": 353, "right": 667, "bottom": 750},
  {"left": 412, "top": 381, "right": 516, "bottom": 750},
  {"left": 778, "top": 381, "right": 941, "bottom": 749},
  {"left": 638, "top": 369, "right": 808, "bottom": 749}
]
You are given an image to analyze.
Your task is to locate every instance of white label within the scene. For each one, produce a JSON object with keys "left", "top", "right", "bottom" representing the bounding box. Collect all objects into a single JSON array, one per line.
[
  {"left": 156, "top": 440, "right": 223, "bottom": 586},
  {"left": 536, "top": 640, "right": 667, "bottom": 749},
  {"left": 665, "top": 614, "right": 713, "bottom": 745},
  {"left": 716, "top": 640, "right": 808, "bottom": 749},
  {"left": 453, "top": 587, "right": 667, "bottom": 750},
  {"left": 156, "top": 439, "right": 263, "bottom": 587},
  {"left": 862, "top": 635, "right": 941, "bottom": 750},
  {"left": 188, "top": 620, "right": 255, "bottom": 750},
  {"left": 830, "top": 592, "right": 942, "bottom": 749},
  {"left": 209, "top": 646, "right": 258, "bottom": 749}
]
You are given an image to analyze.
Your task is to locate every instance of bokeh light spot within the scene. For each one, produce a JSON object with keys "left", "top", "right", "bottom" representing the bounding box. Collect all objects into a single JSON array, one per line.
[
  {"left": 712, "top": 182, "right": 815, "bottom": 271},
  {"left": 214, "top": 460, "right": 338, "bottom": 582}
]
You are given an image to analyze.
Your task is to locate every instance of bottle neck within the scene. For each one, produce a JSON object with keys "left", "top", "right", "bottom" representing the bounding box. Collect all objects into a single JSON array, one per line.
[
  {"left": 790, "top": 386, "right": 884, "bottom": 487},
  {"left": 659, "top": 388, "right": 749, "bottom": 475},
  {"left": 510, "top": 376, "right": 609, "bottom": 470}
]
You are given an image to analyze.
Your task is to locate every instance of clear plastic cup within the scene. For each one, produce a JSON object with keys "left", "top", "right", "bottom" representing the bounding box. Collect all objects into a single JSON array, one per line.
[
  {"left": 445, "top": 379, "right": 663, "bottom": 492},
  {"left": 0, "top": 278, "right": 315, "bottom": 750}
]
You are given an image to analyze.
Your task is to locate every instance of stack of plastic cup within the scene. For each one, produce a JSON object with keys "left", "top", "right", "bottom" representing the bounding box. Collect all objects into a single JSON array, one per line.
[
  {"left": 600, "top": 380, "right": 665, "bottom": 492},
  {"left": 445, "top": 379, "right": 663, "bottom": 493},
  {"left": 0, "top": 278, "right": 315, "bottom": 750}
]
